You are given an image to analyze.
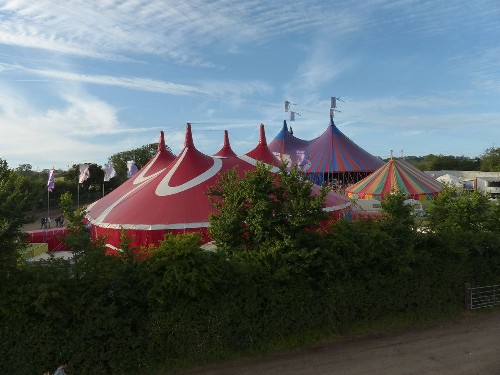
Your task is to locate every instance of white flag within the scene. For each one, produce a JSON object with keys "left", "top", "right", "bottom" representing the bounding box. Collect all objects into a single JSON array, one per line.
[
  {"left": 127, "top": 161, "right": 138, "bottom": 178},
  {"left": 47, "top": 169, "right": 55, "bottom": 192},
  {"left": 284, "top": 100, "right": 290, "bottom": 112},
  {"left": 104, "top": 163, "right": 117, "bottom": 182},
  {"left": 78, "top": 164, "right": 90, "bottom": 183}
]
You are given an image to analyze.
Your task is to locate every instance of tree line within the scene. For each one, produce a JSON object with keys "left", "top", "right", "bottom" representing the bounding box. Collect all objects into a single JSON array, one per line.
[
  {"left": 1, "top": 162, "right": 499, "bottom": 375},
  {"left": 4, "top": 146, "right": 500, "bottom": 214},
  {"left": 401, "top": 146, "right": 500, "bottom": 171},
  {"left": 2, "top": 142, "right": 166, "bottom": 211}
]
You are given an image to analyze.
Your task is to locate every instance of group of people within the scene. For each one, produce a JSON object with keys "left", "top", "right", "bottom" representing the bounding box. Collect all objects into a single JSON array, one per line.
[{"left": 39, "top": 215, "right": 64, "bottom": 229}]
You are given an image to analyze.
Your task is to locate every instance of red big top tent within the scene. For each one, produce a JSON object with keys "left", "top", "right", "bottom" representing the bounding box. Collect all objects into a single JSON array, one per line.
[
  {"left": 242, "top": 124, "right": 351, "bottom": 218},
  {"left": 86, "top": 124, "right": 351, "bottom": 250}
]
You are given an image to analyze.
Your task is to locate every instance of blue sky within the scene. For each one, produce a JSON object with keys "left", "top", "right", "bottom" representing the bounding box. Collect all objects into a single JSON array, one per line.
[{"left": 1, "top": 0, "right": 500, "bottom": 170}]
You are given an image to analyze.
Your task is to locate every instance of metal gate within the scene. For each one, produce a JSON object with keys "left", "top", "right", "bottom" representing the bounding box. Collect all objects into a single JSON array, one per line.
[{"left": 465, "top": 283, "right": 500, "bottom": 310}]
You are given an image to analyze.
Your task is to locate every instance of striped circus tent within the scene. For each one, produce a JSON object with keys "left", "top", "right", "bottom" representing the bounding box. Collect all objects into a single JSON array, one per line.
[
  {"left": 269, "top": 117, "right": 383, "bottom": 185},
  {"left": 268, "top": 120, "right": 311, "bottom": 165},
  {"left": 305, "top": 117, "right": 384, "bottom": 175},
  {"left": 345, "top": 157, "right": 443, "bottom": 201}
]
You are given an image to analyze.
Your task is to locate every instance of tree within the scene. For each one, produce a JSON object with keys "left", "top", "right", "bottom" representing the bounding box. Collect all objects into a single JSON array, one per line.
[
  {"left": 480, "top": 147, "right": 500, "bottom": 172},
  {"left": 109, "top": 143, "right": 160, "bottom": 183},
  {"left": 63, "top": 163, "right": 106, "bottom": 203},
  {"left": 426, "top": 186, "right": 491, "bottom": 233},
  {"left": 0, "top": 159, "right": 33, "bottom": 277},
  {"left": 411, "top": 154, "right": 480, "bottom": 171},
  {"left": 208, "top": 162, "right": 329, "bottom": 257}
]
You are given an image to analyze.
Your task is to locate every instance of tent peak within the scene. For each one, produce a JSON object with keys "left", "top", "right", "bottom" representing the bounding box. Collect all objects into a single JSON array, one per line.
[
  {"left": 283, "top": 120, "right": 288, "bottom": 131},
  {"left": 213, "top": 130, "right": 237, "bottom": 158},
  {"left": 157, "top": 131, "right": 166, "bottom": 152},
  {"left": 184, "top": 123, "right": 195, "bottom": 148},
  {"left": 258, "top": 123, "right": 267, "bottom": 145}
]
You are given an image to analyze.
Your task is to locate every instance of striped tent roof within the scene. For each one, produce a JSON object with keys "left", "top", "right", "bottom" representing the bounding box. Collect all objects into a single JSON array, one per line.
[
  {"left": 345, "top": 157, "right": 443, "bottom": 201},
  {"left": 268, "top": 120, "right": 311, "bottom": 163},
  {"left": 269, "top": 117, "right": 383, "bottom": 173},
  {"left": 305, "top": 117, "right": 384, "bottom": 173}
]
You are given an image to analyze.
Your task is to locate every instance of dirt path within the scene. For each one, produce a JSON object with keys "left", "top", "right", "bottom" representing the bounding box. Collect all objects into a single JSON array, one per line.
[
  {"left": 180, "top": 310, "right": 500, "bottom": 375},
  {"left": 23, "top": 209, "right": 64, "bottom": 231}
]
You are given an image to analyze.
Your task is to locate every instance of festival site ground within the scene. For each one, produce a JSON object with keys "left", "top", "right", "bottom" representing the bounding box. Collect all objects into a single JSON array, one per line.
[{"left": 178, "top": 309, "right": 500, "bottom": 375}]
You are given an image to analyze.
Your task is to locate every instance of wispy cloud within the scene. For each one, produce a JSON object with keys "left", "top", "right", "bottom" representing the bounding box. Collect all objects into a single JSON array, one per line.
[
  {"left": 0, "top": 61, "right": 273, "bottom": 100},
  {"left": 0, "top": 0, "right": 368, "bottom": 66}
]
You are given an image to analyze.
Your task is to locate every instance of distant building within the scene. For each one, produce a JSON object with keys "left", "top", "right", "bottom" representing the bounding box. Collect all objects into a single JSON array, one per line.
[{"left": 425, "top": 170, "right": 500, "bottom": 198}]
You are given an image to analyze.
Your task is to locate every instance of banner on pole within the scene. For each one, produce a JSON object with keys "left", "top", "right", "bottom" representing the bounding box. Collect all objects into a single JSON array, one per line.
[
  {"left": 47, "top": 169, "right": 55, "bottom": 192},
  {"left": 127, "top": 161, "right": 138, "bottom": 178},
  {"left": 79, "top": 164, "right": 90, "bottom": 183},
  {"left": 104, "top": 163, "right": 117, "bottom": 182}
]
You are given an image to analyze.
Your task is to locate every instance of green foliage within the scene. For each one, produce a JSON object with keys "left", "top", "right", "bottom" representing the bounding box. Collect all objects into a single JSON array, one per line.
[
  {"left": 144, "top": 233, "right": 221, "bottom": 299},
  {"left": 480, "top": 147, "right": 500, "bottom": 171},
  {"left": 59, "top": 192, "right": 93, "bottom": 254},
  {"left": 406, "top": 154, "right": 480, "bottom": 171},
  {"left": 1, "top": 168, "right": 500, "bottom": 375},
  {"left": 0, "top": 159, "right": 32, "bottom": 276},
  {"left": 380, "top": 191, "right": 416, "bottom": 249},
  {"left": 109, "top": 143, "right": 160, "bottom": 183},
  {"left": 208, "top": 162, "right": 328, "bottom": 258},
  {"left": 426, "top": 186, "right": 491, "bottom": 233}
]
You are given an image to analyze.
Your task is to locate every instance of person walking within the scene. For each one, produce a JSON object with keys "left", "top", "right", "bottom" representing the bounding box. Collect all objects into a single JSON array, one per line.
[{"left": 53, "top": 362, "right": 68, "bottom": 375}]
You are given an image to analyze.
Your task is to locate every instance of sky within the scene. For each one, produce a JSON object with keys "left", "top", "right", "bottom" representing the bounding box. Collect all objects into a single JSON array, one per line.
[{"left": 1, "top": 0, "right": 500, "bottom": 171}]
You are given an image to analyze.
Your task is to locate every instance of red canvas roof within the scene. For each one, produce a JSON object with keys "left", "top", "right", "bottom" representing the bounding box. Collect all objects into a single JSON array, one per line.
[
  {"left": 87, "top": 130, "right": 176, "bottom": 219},
  {"left": 86, "top": 124, "right": 351, "bottom": 249},
  {"left": 213, "top": 130, "right": 238, "bottom": 158},
  {"left": 240, "top": 124, "right": 281, "bottom": 167},
  {"left": 87, "top": 124, "right": 255, "bottom": 248}
]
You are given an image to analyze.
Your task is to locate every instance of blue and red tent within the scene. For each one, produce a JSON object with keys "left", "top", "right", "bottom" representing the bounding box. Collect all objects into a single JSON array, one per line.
[{"left": 269, "top": 117, "right": 383, "bottom": 185}]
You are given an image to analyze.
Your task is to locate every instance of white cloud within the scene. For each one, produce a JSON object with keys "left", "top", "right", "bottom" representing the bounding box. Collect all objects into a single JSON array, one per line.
[{"left": 0, "top": 82, "right": 157, "bottom": 168}]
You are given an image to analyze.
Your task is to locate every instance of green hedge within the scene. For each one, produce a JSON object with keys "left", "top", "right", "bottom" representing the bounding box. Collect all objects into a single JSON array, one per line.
[{"left": 1, "top": 226, "right": 500, "bottom": 375}]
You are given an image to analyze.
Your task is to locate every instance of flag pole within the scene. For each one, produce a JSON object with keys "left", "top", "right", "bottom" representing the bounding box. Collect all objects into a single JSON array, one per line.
[{"left": 47, "top": 189, "right": 50, "bottom": 224}]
